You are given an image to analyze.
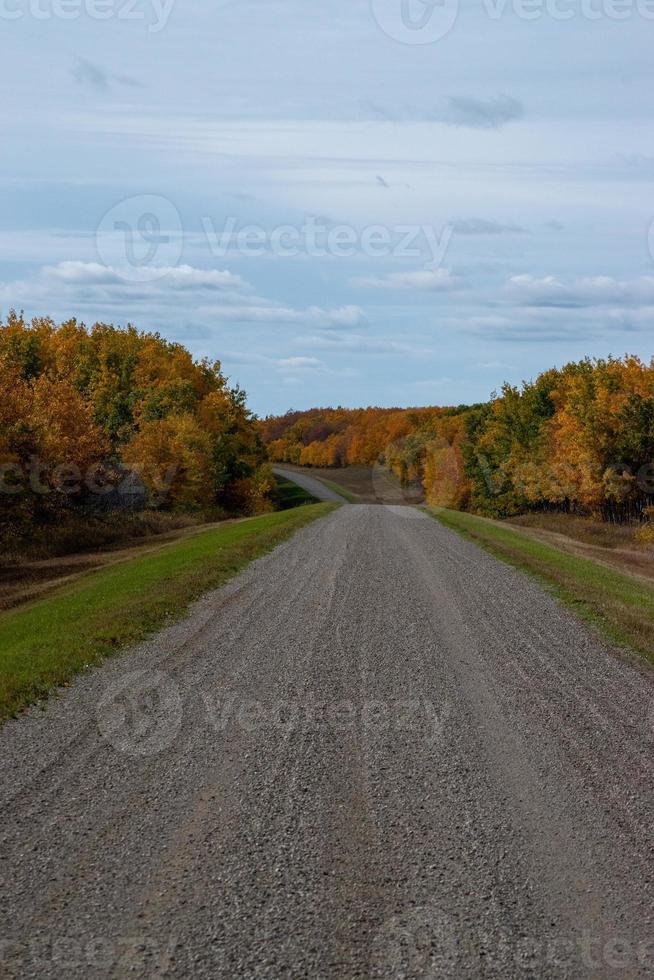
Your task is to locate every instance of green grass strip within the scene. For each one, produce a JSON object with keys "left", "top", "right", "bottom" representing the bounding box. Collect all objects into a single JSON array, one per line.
[
  {"left": 0, "top": 503, "right": 336, "bottom": 719},
  {"left": 271, "top": 475, "right": 318, "bottom": 509},
  {"left": 428, "top": 507, "right": 654, "bottom": 664},
  {"left": 315, "top": 478, "right": 359, "bottom": 503}
]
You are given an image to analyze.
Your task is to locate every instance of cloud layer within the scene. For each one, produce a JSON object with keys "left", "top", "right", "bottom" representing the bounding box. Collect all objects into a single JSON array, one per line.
[{"left": 1, "top": 0, "right": 652, "bottom": 414}]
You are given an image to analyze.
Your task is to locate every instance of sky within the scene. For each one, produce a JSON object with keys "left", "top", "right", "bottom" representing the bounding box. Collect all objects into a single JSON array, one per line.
[{"left": 2, "top": 0, "right": 654, "bottom": 416}]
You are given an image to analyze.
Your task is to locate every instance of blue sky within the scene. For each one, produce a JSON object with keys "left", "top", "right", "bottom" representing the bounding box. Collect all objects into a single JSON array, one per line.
[{"left": 2, "top": 0, "right": 654, "bottom": 415}]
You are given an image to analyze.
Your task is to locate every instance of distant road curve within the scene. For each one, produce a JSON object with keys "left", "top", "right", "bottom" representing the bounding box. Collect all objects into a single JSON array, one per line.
[{"left": 272, "top": 466, "right": 349, "bottom": 504}]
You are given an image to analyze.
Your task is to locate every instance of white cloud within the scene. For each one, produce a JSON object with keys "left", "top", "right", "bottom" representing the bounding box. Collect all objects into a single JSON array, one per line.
[
  {"left": 352, "top": 268, "right": 461, "bottom": 291},
  {"left": 45, "top": 261, "right": 119, "bottom": 285},
  {"left": 200, "top": 303, "right": 367, "bottom": 329},
  {"left": 152, "top": 265, "right": 247, "bottom": 290},
  {"left": 43, "top": 261, "right": 245, "bottom": 291},
  {"left": 300, "top": 332, "right": 432, "bottom": 356},
  {"left": 505, "top": 274, "right": 654, "bottom": 308},
  {"left": 0, "top": 261, "right": 251, "bottom": 315},
  {"left": 450, "top": 218, "right": 527, "bottom": 235},
  {"left": 451, "top": 301, "right": 654, "bottom": 344},
  {"left": 276, "top": 356, "right": 324, "bottom": 369},
  {"left": 223, "top": 350, "right": 357, "bottom": 379},
  {"left": 0, "top": 262, "right": 367, "bottom": 337}
]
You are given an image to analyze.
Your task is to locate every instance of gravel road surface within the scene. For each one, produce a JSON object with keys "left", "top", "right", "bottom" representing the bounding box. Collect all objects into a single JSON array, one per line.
[
  {"left": 1, "top": 505, "right": 653, "bottom": 979},
  {"left": 272, "top": 466, "right": 348, "bottom": 503}
]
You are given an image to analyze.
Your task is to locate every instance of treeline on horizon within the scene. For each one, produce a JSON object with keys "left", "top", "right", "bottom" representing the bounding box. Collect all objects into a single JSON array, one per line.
[
  {"left": 261, "top": 354, "right": 654, "bottom": 523},
  {"left": 0, "top": 313, "right": 272, "bottom": 547}
]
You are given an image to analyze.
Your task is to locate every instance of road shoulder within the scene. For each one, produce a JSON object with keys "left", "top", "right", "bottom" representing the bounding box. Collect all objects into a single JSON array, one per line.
[{"left": 427, "top": 506, "right": 654, "bottom": 668}]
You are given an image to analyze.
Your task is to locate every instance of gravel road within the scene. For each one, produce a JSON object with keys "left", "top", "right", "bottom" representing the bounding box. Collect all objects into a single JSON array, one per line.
[
  {"left": 272, "top": 466, "right": 348, "bottom": 503},
  {"left": 1, "top": 505, "right": 653, "bottom": 979}
]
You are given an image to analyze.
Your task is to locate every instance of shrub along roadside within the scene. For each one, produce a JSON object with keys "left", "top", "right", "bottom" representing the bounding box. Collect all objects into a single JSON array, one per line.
[
  {"left": 0, "top": 502, "right": 336, "bottom": 720},
  {"left": 428, "top": 507, "right": 654, "bottom": 664}
]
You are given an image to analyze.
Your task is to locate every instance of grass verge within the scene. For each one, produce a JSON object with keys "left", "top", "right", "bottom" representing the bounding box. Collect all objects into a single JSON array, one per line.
[
  {"left": 0, "top": 503, "right": 335, "bottom": 720},
  {"left": 428, "top": 507, "right": 654, "bottom": 664},
  {"left": 270, "top": 474, "right": 318, "bottom": 509},
  {"left": 315, "top": 478, "right": 359, "bottom": 503}
]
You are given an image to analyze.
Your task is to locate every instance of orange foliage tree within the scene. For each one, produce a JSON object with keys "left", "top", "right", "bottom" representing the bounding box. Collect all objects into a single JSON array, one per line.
[
  {"left": 0, "top": 313, "right": 271, "bottom": 543},
  {"left": 260, "top": 355, "right": 654, "bottom": 522}
]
